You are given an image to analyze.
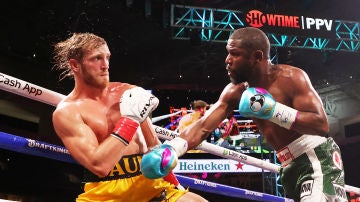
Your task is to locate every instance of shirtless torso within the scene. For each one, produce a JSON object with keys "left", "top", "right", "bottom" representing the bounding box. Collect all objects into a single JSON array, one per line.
[
  {"left": 142, "top": 27, "right": 345, "bottom": 202},
  {"left": 52, "top": 32, "right": 207, "bottom": 202},
  {"left": 53, "top": 82, "right": 156, "bottom": 174},
  {"left": 183, "top": 64, "right": 328, "bottom": 151}
]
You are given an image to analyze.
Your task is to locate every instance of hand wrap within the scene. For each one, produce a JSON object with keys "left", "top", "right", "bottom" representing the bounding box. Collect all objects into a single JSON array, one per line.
[{"left": 111, "top": 117, "right": 139, "bottom": 145}]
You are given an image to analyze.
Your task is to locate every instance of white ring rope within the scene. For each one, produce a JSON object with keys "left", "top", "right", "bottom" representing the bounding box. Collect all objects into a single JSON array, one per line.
[
  {"left": 153, "top": 126, "right": 280, "bottom": 173},
  {"left": 0, "top": 72, "right": 359, "bottom": 195},
  {"left": 151, "top": 110, "right": 182, "bottom": 123},
  {"left": 0, "top": 73, "right": 63, "bottom": 106}
]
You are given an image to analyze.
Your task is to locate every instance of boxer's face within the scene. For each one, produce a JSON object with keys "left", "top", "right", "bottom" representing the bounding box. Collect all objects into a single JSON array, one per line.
[
  {"left": 225, "top": 39, "right": 253, "bottom": 84},
  {"left": 80, "top": 44, "right": 111, "bottom": 88}
]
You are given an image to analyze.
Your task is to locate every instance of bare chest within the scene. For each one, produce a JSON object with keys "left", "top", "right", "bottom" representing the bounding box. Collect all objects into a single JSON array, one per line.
[
  {"left": 251, "top": 85, "right": 297, "bottom": 149},
  {"left": 79, "top": 100, "right": 120, "bottom": 142}
]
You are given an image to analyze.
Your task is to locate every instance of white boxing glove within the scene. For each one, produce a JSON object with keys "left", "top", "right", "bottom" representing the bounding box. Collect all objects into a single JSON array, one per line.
[{"left": 120, "top": 87, "right": 159, "bottom": 123}]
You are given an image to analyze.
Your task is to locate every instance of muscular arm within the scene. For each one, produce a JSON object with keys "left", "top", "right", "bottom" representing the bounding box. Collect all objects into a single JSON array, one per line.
[
  {"left": 180, "top": 82, "right": 247, "bottom": 149},
  {"left": 289, "top": 69, "right": 329, "bottom": 136},
  {"left": 140, "top": 83, "right": 247, "bottom": 179},
  {"left": 52, "top": 105, "right": 136, "bottom": 177},
  {"left": 140, "top": 117, "right": 161, "bottom": 149}
]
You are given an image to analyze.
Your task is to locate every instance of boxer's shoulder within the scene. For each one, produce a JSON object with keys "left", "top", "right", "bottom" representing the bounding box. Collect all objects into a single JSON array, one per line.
[{"left": 109, "top": 82, "right": 134, "bottom": 91}]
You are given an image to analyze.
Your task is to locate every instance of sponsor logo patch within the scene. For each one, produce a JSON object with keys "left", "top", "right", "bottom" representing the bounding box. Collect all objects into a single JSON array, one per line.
[
  {"left": 300, "top": 180, "right": 314, "bottom": 198},
  {"left": 332, "top": 150, "right": 343, "bottom": 170},
  {"left": 333, "top": 184, "right": 347, "bottom": 200},
  {"left": 276, "top": 147, "right": 294, "bottom": 166}
]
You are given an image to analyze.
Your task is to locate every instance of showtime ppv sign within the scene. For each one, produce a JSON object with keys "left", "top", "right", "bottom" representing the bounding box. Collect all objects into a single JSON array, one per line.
[{"left": 245, "top": 9, "right": 334, "bottom": 37}]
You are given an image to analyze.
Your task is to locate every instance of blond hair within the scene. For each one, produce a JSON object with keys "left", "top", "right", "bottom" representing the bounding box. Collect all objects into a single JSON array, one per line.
[{"left": 53, "top": 33, "right": 107, "bottom": 80}]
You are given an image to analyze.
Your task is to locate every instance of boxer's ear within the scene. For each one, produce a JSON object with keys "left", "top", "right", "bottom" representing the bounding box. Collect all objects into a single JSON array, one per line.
[
  {"left": 253, "top": 50, "right": 264, "bottom": 62},
  {"left": 69, "top": 59, "right": 80, "bottom": 72}
]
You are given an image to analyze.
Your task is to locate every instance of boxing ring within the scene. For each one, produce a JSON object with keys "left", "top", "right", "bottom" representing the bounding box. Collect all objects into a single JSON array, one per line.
[{"left": 1, "top": 72, "right": 359, "bottom": 201}]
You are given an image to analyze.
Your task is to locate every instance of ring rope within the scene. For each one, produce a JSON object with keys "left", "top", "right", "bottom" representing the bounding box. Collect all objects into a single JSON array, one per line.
[
  {"left": 153, "top": 126, "right": 280, "bottom": 173},
  {"left": 0, "top": 131, "right": 293, "bottom": 201},
  {"left": 152, "top": 110, "right": 182, "bottom": 123},
  {"left": 0, "top": 72, "right": 359, "bottom": 195}
]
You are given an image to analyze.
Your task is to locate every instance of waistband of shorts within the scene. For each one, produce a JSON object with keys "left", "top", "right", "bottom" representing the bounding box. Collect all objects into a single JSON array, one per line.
[
  {"left": 83, "top": 154, "right": 143, "bottom": 183},
  {"left": 276, "top": 135, "right": 327, "bottom": 166}
]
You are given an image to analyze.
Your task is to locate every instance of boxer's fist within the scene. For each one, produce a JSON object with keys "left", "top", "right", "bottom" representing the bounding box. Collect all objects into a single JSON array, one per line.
[
  {"left": 239, "top": 87, "right": 298, "bottom": 129},
  {"left": 141, "top": 137, "right": 188, "bottom": 179},
  {"left": 111, "top": 87, "right": 158, "bottom": 145},
  {"left": 239, "top": 87, "right": 276, "bottom": 119},
  {"left": 120, "top": 87, "right": 159, "bottom": 123},
  {"left": 141, "top": 144, "right": 178, "bottom": 179}
]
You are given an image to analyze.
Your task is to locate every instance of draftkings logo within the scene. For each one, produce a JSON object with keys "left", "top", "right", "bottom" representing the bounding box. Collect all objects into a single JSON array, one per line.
[{"left": 246, "top": 10, "right": 333, "bottom": 32}]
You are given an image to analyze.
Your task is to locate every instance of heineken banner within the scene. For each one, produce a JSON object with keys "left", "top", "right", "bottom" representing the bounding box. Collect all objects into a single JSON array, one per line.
[{"left": 173, "top": 159, "right": 271, "bottom": 173}]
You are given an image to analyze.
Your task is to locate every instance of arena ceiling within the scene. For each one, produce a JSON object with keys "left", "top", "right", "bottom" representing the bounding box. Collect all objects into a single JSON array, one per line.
[
  {"left": 1, "top": 0, "right": 360, "bottom": 94},
  {"left": 1, "top": 0, "right": 360, "bottom": 133}
]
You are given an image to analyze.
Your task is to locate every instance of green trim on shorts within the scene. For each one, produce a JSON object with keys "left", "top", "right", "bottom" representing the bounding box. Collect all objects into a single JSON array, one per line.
[{"left": 279, "top": 137, "right": 346, "bottom": 201}]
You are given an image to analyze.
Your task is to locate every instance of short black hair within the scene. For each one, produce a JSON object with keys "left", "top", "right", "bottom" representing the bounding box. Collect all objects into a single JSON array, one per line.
[{"left": 229, "top": 27, "right": 270, "bottom": 58}]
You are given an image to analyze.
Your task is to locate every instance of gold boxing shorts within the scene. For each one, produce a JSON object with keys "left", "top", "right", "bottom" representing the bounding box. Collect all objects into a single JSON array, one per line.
[{"left": 77, "top": 154, "right": 188, "bottom": 202}]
